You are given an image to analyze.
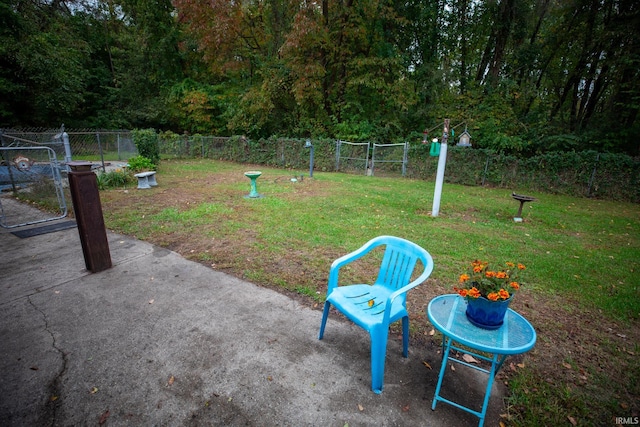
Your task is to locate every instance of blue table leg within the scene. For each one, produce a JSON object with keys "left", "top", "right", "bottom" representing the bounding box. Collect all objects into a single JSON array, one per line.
[
  {"left": 475, "top": 354, "right": 502, "bottom": 427},
  {"left": 431, "top": 336, "right": 451, "bottom": 410},
  {"left": 432, "top": 337, "right": 509, "bottom": 427}
]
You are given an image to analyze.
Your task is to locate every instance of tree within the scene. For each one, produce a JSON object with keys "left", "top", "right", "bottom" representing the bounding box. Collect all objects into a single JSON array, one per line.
[{"left": 0, "top": 0, "right": 90, "bottom": 127}]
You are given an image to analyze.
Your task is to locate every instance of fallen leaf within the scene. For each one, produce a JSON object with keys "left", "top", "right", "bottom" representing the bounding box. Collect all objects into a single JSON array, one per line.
[
  {"left": 167, "top": 375, "right": 175, "bottom": 386},
  {"left": 402, "top": 404, "right": 410, "bottom": 412},
  {"left": 99, "top": 410, "right": 110, "bottom": 425},
  {"left": 429, "top": 329, "right": 435, "bottom": 336},
  {"left": 568, "top": 415, "right": 577, "bottom": 426},
  {"left": 368, "top": 299, "right": 374, "bottom": 307},
  {"left": 462, "top": 354, "right": 479, "bottom": 364},
  {"left": 517, "top": 363, "right": 525, "bottom": 368},
  {"left": 267, "top": 376, "right": 273, "bottom": 381},
  {"left": 357, "top": 404, "right": 364, "bottom": 411},
  {"left": 422, "top": 361, "right": 432, "bottom": 370},
  {"left": 90, "top": 387, "right": 98, "bottom": 394},
  {"left": 450, "top": 364, "right": 455, "bottom": 371},
  {"left": 499, "top": 422, "right": 506, "bottom": 427},
  {"left": 562, "top": 362, "right": 572, "bottom": 369},
  {"left": 50, "top": 395, "right": 58, "bottom": 402}
]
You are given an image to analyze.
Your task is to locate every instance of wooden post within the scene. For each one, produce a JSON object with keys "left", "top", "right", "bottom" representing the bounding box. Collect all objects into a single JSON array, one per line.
[{"left": 68, "top": 161, "right": 112, "bottom": 273}]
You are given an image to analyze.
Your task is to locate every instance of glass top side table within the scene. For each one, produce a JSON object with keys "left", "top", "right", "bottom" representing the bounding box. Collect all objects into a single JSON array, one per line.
[{"left": 427, "top": 294, "right": 536, "bottom": 427}]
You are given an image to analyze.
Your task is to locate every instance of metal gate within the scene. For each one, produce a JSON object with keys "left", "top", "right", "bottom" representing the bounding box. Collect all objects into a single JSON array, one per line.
[
  {"left": 335, "top": 140, "right": 371, "bottom": 174},
  {"left": 0, "top": 146, "right": 67, "bottom": 228},
  {"left": 371, "top": 142, "right": 408, "bottom": 177}
]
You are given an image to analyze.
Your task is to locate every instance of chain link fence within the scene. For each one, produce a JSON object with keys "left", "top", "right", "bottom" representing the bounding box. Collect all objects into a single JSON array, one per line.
[
  {"left": 2, "top": 129, "right": 638, "bottom": 202},
  {"left": 0, "top": 127, "right": 135, "bottom": 170}
]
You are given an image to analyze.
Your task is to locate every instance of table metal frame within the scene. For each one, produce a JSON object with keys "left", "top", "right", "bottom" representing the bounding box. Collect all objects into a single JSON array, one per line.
[{"left": 427, "top": 294, "right": 536, "bottom": 427}]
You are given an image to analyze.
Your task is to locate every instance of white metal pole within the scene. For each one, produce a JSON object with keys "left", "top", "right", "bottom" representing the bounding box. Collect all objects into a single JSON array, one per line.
[{"left": 432, "top": 119, "right": 449, "bottom": 217}]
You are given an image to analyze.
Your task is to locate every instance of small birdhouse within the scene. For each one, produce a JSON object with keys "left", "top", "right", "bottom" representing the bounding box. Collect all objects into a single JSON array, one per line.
[{"left": 457, "top": 130, "right": 471, "bottom": 147}]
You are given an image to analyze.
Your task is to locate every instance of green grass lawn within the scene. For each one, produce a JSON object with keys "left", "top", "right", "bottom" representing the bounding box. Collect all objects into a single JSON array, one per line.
[{"left": 97, "top": 159, "right": 639, "bottom": 426}]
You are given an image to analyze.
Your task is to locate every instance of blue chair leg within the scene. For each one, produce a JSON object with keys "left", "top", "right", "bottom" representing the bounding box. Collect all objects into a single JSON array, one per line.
[
  {"left": 402, "top": 315, "right": 409, "bottom": 357},
  {"left": 370, "top": 327, "right": 389, "bottom": 394},
  {"left": 318, "top": 301, "right": 331, "bottom": 340}
]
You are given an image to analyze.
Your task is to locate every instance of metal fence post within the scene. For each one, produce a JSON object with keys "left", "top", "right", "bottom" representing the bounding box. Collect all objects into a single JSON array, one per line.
[
  {"left": 62, "top": 131, "right": 72, "bottom": 166},
  {"left": 482, "top": 155, "right": 491, "bottom": 186},
  {"left": 432, "top": 119, "right": 450, "bottom": 217},
  {"left": 402, "top": 142, "right": 408, "bottom": 177},
  {"left": 587, "top": 152, "right": 600, "bottom": 197},
  {"left": 0, "top": 132, "right": 17, "bottom": 194},
  {"left": 96, "top": 132, "right": 106, "bottom": 171}
]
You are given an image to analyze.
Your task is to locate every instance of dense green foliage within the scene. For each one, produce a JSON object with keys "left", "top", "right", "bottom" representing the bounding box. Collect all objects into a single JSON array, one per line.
[
  {"left": 1, "top": 0, "right": 639, "bottom": 157},
  {"left": 131, "top": 129, "right": 160, "bottom": 165},
  {"left": 96, "top": 169, "right": 135, "bottom": 189},
  {"left": 126, "top": 155, "right": 156, "bottom": 172}
]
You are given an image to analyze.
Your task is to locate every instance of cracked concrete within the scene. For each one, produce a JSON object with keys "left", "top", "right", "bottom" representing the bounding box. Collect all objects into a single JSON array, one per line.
[
  {"left": 27, "top": 295, "right": 67, "bottom": 426},
  {"left": 1, "top": 214, "right": 506, "bottom": 426}
]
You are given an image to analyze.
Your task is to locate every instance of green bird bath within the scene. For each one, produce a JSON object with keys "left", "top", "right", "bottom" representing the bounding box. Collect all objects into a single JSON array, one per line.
[{"left": 244, "top": 171, "right": 263, "bottom": 198}]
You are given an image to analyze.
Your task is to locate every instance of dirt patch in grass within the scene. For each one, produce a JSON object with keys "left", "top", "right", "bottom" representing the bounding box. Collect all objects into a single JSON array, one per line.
[{"left": 98, "top": 164, "right": 639, "bottom": 426}]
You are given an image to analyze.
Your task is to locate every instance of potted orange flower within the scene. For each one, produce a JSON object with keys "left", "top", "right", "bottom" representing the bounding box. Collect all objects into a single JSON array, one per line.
[{"left": 454, "top": 260, "right": 526, "bottom": 329}]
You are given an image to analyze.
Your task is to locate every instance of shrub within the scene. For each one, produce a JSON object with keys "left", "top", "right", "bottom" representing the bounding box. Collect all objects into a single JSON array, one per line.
[
  {"left": 132, "top": 128, "right": 160, "bottom": 165},
  {"left": 96, "top": 170, "right": 135, "bottom": 190},
  {"left": 127, "top": 155, "right": 156, "bottom": 172}
]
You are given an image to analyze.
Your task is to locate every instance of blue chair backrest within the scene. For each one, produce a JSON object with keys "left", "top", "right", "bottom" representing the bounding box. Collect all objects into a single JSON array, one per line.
[{"left": 373, "top": 237, "right": 431, "bottom": 297}]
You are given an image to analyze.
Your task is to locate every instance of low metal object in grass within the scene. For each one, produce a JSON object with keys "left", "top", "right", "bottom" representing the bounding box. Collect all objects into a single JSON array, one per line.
[{"left": 244, "top": 171, "right": 263, "bottom": 198}]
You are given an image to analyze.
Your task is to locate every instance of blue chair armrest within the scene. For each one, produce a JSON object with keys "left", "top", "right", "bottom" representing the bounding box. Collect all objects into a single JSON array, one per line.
[
  {"left": 327, "top": 239, "right": 386, "bottom": 293},
  {"left": 384, "top": 263, "right": 434, "bottom": 322}
]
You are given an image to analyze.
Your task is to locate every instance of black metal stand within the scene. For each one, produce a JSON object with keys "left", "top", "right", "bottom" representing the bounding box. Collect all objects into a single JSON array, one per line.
[{"left": 511, "top": 193, "right": 536, "bottom": 222}]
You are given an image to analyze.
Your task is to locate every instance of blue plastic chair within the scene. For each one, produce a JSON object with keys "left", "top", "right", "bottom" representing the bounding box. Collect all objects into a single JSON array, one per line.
[{"left": 318, "top": 236, "right": 434, "bottom": 393}]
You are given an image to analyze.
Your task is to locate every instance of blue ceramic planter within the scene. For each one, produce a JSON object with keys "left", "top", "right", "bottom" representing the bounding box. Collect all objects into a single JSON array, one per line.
[{"left": 465, "top": 296, "right": 512, "bottom": 330}]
